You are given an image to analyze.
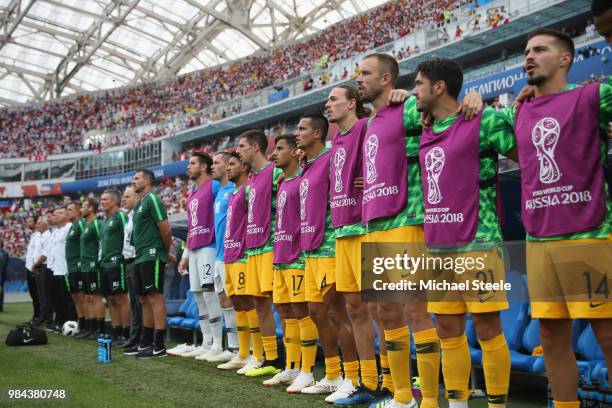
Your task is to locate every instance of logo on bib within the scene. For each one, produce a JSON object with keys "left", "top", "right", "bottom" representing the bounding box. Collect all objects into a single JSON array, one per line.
[
  {"left": 365, "top": 135, "right": 379, "bottom": 184},
  {"left": 334, "top": 148, "right": 346, "bottom": 193},
  {"left": 189, "top": 199, "right": 199, "bottom": 227},
  {"left": 425, "top": 147, "right": 445, "bottom": 205},
  {"left": 247, "top": 188, "right": 256, "bottom": 223},
  {"left": 299, "top": 179, "right": 309, "bottom": 221},
  {"left": 225, "top": 206, "right": 232, "bottom": 239},
  {"left": 277, "top": 191, "right": 287, "bottom": 229},
  {"left": 532, "top": 117, "right": 561, "bottom": 184}
]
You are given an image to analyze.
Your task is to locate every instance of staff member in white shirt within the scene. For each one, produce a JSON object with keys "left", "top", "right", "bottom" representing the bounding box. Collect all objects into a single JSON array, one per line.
[
  {"left": 50, "top": 207, "right": 77, "bottom": 331},
  {"left": 25, "top": 215, "right": 41, "bottom": 324},
  {"left": 121, "top": 186, "right": 143, "bottom": 348},
  {"left": 31, "top": 215, "right": 53, "bottom": 327}
]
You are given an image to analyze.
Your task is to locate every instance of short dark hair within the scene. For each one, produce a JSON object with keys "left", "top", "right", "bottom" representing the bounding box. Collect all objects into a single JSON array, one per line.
[
  {"left": 364, "top": 53, "right": 399, "bottom": 85},
  {"left": 239, "top": 130, "right": 268, "bottom": 154},
  {"left": 274, "top": 135, "right": 298, "bottom": 149},
  {"left": 214, "top": 151, "right": 232, "bottom": 163},
  {"left": 86, "top": 198, "right": 99, "bottom": 213},
  {"left": 300, "top": 114, "right": 329, "bottom": 143},
  {"left": 228, "top": 151, "right": 251, "bottom": 173},
  {"left": 135, "top": 168, "right": 155, "bottom": 185},
  {"left": 416, "top": 58, "right": 464, "bottom": 99},
  {"left": 592, "top": 0, "right": 612, "bottom": 16},
  {"left": 66, "top": 201, "right": 81, "bottom": 210},
  {"left": 527, "top": 28, "right": 575, "bottom": 64},
  {"left": 192, "top": 151, "right": 213, "bottom": 174}
]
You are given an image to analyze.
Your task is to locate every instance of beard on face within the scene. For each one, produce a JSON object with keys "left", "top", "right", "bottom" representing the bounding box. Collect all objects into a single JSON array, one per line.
[{"left": 526, "top": 74, "right": 546, "bottom": 86}]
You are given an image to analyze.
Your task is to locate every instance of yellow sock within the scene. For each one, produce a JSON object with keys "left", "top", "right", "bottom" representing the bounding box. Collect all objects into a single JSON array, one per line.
[
  {"left": 285, "top": 319, "right": 301, "bottom": 370},
  {"left": 553, "top": 401, "right": 580, "bottom": 408},
  {"left": 440, "top": 335, "right": 471, "bottom": 402},
  {"left": 384, "top": 326, "right": 413, "bottom": 404},
  {"left": 480, "top": 334, "right": 510, "bottom": 407},
  {"left": 380, "top": 354, "right": 395, "bottom": 393},
  {"left": 414, "top": 328, "right": 441, "bottom": 408},
  {"left": 262, "top": 335, "right": 278, "bottom": 361},
  {"left": 247, "top": 309, "right": 263, "bottom": 361},
  {"left": 343, "top": 360, "right": 360, "bottom": 386},
  {"left": 325, "top": 356, "right": 341, "bottom": 380},
  {"left": 236, "top": 311, "right": 251, "bottom": 359},
  {"left": 360, "top": 359, "right": 379, "bottom": 391},
  {"left": 298, "top": 316, "right": 318, "bottom": 373}
]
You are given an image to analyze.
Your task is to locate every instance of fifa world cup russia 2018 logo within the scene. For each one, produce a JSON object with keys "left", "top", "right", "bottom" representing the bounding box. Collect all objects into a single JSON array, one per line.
[
  {"left": 247, "top": 188, "right": 256, "bottom": 223},
  {"left": 425, "top": 147, "right": 445, "bottom": 205},
  {"left": 189, "top": 199, "right": 199, "bottom": 227},
  {"left": 532, "top": 117, "right": 561, "bottom": 184},
  {"left": 277, "top": 191, "right": 287, "bottom": 230},
  {"left": 299, "top": 179, "right": 309, "bottom": 221},
  {"left": 225, "top": 206, "right": 232, "bottom": 239},
  {"left": 334, "top": 148, "right": 346, "bottom": 193},
  {"left": 365, "top": 135, "right": 378, "bottom": 184}
]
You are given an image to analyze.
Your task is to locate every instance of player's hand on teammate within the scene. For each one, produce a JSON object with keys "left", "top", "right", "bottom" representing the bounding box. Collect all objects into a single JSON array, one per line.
[
  {"left": 387, "top": 89, "right": 410, "bottom": 105},
  {"left": 512, "top": 85, "right": 536, "bottom": 108},
  {"left": 354, "top": 176, "right": 364, "bottom": 191},
  {"left": 178, "top": 258, "right": 188, "bottom": 275},
  {"left": 458, "top": 91, "right": 484, "bottom": 120},
  {"left": 420, "top": 112, "right": 433, "bottom": 128}
]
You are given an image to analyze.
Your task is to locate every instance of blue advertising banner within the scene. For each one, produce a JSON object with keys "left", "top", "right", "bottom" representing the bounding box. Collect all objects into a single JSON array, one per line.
[
  {"left": 460, "top": 40, "right": 612, "bottom": 100},
  {"left": 60, "top": 160, "right": 188, "bottom": 194}
]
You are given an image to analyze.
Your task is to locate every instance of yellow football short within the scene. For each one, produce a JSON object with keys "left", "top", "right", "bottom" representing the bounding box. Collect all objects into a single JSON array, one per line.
[
  {"left": 273, "top": 267, "right": 306, "bottom": 304},
  {"left": 225, "top": 262, "right": 247, "bottom": 297},
  {"left": 304, "top": 257, "right": 336, "bottom": 303},
  {"left": 426, "top": 249, "right": 508, "bottom": 315},
  {"left": 246, "top": 252, "right": 274, "bottom": 297},
  {"left": 362, "top": 225, "right": 426, "bottom": 294},
  {"left": 528, "top": 234, "right": 612, "bottom": 319},
  {"left": 335, "top": 235, "right": 364, "bottom": 293}
]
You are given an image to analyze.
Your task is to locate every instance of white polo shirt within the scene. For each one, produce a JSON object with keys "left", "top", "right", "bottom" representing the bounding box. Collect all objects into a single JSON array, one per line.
[
  {"left": 122, "top": 210, "right": 136, "bottom": 260},
  {"left": 44, "top": 227, "right": 56, "bottom": 271},
  {"left": 52, "top": 223, "right": 71, "bottom": 276},
  {"left": 34, "top": 230, "right": 51, "bottom": 266},
  {"left": 26, "top": 231, "right": 41, "bottom": 271}
]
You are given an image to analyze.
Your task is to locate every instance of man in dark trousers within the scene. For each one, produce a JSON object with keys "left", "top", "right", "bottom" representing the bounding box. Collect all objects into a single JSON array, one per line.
[
  {"left": 0, "top": 241, "right": 9, "bottom": 312},
  {"left": 122, "top": 186, "right": 142, "bottom": 348},
  {"left": 24, "top": 216, "right": 40, "bottom": 322}
]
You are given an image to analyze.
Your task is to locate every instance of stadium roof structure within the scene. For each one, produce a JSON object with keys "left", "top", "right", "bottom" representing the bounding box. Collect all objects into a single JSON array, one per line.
[{"left": 0, "top": 0, "right": 384, "bottom": 107}]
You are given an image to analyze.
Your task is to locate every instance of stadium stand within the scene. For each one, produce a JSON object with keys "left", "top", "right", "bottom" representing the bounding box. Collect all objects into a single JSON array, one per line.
[{"left": 0, "top": 0, "right": 512, "bottom": 159}]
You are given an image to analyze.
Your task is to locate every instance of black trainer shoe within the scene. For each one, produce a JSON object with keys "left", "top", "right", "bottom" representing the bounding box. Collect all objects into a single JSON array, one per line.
[
  {"left": 114, "top": 337, "right": 128, "bottom": 348},
  {"left": 74, "top": 330, "right": 91, "bottom": 339},
  {"left": 45, "top": 323, "right": 57, "bottom": 332},
  {"left": 124, "top": 344, "right": 150, "bottom": 356},
  {"left": 136, "top": 345, "right": 166, "bottom": 359},
  {"left": 85, "top": 331, "right": 100, "bottom": 340}
]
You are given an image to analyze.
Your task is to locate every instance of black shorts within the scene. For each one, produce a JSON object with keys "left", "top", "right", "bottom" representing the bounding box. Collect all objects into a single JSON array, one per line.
[
  {"left": 82, "top": 270, "right": 101, "bottom": 295},
  {"left": 101, "top": 265, "right": 127, "bottom": 296},
  {"left": 133, "top": 259, "right": 166, "bottom": 295},
  {"left": 67, "top": 271, "right": 83, "bottom": 293}
]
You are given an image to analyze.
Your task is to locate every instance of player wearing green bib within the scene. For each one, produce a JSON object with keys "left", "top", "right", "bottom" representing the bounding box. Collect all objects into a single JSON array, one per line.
[
  {"left": 65, "top": 201, "right": 86, "bottom": 333},
  {"left": 100, "top": 189, "right": 131, "bottom": 346},
  {"left": 124, "top": 169, "right": 173, "bottom": 359},
  {"left": 75, "top": 198, "right": 105, "bottom": 340}
]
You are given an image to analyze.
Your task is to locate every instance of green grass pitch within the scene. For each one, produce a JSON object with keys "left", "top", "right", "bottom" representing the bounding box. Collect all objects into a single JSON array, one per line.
[{"left": 0, "top": 302, "right": 545, "bottom": 407}]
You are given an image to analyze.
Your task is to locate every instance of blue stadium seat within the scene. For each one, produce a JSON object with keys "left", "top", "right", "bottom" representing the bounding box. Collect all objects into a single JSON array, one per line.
[
  {"left": 577, "top": 324, "right": 606, "bottom": 379},
  {"left": 166, "top": 292, "right": 195, "bottom": 326},
  {"left": 179, "top": 301, "right": 200, "bottom": 329}
]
